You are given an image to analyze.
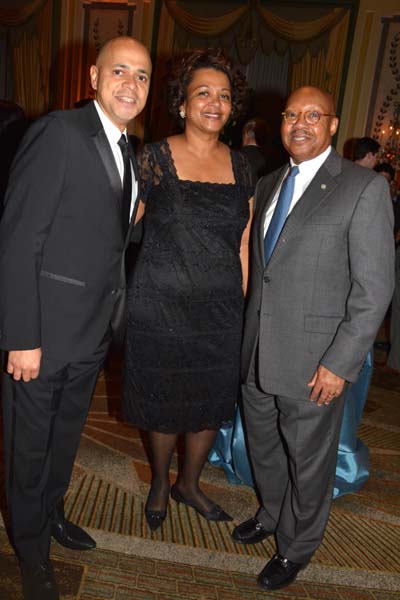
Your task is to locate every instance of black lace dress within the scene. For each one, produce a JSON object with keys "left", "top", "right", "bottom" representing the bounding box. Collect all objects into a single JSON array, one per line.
[{"left": 123, "top": 140, "right": 253, "bottom": 433}]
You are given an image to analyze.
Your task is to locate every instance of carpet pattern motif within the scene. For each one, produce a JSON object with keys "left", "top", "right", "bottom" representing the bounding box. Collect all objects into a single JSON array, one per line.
[
  {"left": 1, "top": 355, "right": 400, "bottom": 598},
  {"left": 66, "top": 361, "right": 400, "bottom": 577},
  {"left": 63, "top": 467, "right": 400, "bottom": 571},
  {"left": 1, "top": 527, "right": 399, "bottom": 600}
]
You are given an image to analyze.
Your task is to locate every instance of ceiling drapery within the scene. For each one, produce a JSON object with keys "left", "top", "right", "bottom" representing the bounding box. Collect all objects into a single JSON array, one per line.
[
  {"left": 0, "top": 0, "right": 47, "bottom": 27},
  {"left": 149, "top": 1, "right": 352, "bottom": 141},
  {"left": 255, "top": 3, "right": 346, "bottom": 43},
  {"left": 164, "top": 1, "right": 248, "bottom": 38},
  {"left": 164, "top": 1, "right": 348, "bottom": 63}
]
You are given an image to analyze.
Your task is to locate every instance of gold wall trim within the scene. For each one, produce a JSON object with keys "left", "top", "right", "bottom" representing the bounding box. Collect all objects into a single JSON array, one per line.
[{"left": 347, "top": 11, "right": 374, "bottom": 139}]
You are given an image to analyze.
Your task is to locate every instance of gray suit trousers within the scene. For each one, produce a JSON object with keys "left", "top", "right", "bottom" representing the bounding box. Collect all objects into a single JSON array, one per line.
[{"left": 242, "top": 359, "right": 345, "bottom": 563}]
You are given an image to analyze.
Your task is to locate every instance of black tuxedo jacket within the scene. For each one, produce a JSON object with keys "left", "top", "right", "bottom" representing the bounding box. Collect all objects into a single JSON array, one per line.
[{"left": 0, "top": 101, "right": 139, "bottom": 361}]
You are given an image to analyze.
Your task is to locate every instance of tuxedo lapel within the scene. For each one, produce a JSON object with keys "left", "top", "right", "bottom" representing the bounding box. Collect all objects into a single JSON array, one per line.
[
  {"left": 128, "top": 138, "right": 139, "bottom": 182},
  {"left": 123, "top": 140, "right": 140, "bottom": 248},
  {"left": 82, "top": 102, "right": 122, "bottom": 211},
  {"left": 92, "top": 128, "right": 122, "bottom": 206},
  {"left": 82, "top": 102, "right": 139, "bottom": 245}
]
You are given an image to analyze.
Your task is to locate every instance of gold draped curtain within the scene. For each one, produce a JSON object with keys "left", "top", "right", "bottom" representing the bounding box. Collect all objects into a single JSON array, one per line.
[
  {"left": 163, "top": 0, "right": 350, "bottom": 104},
  {"left": 291, "top": 9, "right": 350, "bottom": 103},
  {"left": 0, "top": 0, "right": 47, "bottom": 26},
  {"left": 164, "top": 1, "right": 248, "bottom": 37},
  {"left": 254, "top": 3, "right": 346, "bottom": 43},
  {"left": 0, "top": 0, "right": 53, "bottom": 118}
]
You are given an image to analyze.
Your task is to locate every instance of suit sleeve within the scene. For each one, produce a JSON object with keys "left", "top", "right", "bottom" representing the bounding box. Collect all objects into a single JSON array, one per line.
[
  {"left": 320, "top": 174, "right": 395, "bottom": 381},
  {"left": 0, "top": 115, "right": 67, "bottom": 350}
]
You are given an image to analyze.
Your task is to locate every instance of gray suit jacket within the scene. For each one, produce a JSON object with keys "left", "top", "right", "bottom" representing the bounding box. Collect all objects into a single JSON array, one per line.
[{"left": 242, "top": 149, "right": 395, "bottom": 399}]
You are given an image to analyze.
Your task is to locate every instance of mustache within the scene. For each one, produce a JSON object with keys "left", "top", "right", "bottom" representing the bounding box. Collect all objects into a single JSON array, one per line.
[{"left": 289, "top": 128, "right": 313, "bottom": 139}]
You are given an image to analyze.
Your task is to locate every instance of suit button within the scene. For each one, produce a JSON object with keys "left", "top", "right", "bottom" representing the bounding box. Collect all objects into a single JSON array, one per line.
[
  {"left": 111, "top": 289, "right": 116, "bottom": 295},
  {"left": 263, "top": 275, "right": 270, "bottom": 283}
]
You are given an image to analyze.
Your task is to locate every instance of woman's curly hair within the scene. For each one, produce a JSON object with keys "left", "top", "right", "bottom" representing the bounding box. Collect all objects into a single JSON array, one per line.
[{"left": 167, "top": 48, "right": 248, "bottom": 122}]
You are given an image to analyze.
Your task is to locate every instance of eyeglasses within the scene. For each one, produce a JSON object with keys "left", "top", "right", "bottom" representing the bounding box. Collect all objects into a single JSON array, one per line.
[{"left": 281, "top": 110, "right": 336, "bottom": 125}]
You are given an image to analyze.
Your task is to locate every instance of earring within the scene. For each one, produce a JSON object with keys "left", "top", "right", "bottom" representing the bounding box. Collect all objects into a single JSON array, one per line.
[{"left": 179, "top": 109, "right": 185, "bottom": 119}]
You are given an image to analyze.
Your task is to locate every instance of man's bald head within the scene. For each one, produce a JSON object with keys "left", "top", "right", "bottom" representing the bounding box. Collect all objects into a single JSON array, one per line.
[
  {"left": 96, "top": 36, "right": 150, "bottom": 69},
  {"left": 281, "top": 86, "right": 338, "bottom": 164},
  {"left": 90, "top": 36, "right": 152, "bottom": 131},
  {"left": 286, "top": 86, "right": 336, "bottom": 116}
]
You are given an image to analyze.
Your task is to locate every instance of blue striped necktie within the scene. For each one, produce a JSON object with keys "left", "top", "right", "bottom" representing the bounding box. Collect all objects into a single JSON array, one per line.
[{"left": 264, "top": 165, "right": 299, "bottom": 263}]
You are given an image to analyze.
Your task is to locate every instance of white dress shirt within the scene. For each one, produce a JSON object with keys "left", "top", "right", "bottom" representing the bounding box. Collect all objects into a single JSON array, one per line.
[
  {"left": 94, "top": 100, "right": 137, "bottom": 219},
  {"left": 263, "top": 145, "right": 332, "bottom": 236}
]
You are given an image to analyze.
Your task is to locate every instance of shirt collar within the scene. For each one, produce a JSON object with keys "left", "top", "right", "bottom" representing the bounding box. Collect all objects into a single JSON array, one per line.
[
  {"left": 94, "top": 100, "right": 127, "bottom": 144},
  {"left": 290, "top": 145, "right": 332, "bottom": 177}
]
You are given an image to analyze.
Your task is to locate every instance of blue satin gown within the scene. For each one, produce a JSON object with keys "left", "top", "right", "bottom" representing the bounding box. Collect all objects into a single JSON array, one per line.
[{"left": 209, "top": 352, "right": 372, "bottom": 498}]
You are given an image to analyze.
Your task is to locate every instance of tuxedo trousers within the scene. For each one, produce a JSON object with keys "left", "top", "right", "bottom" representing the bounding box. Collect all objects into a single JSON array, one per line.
[
  {"left": 242, "top": 358, "right": 345, "bottom": 564},
  {"left": 1, "top": 337, "right": 109, "bottom": 565}
]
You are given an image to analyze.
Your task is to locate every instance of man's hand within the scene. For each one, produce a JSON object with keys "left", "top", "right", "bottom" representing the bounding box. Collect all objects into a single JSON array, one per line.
[
  {"left": 7, "top": 348, "right": 42, "bottom": 382},
  {"left": 307, "top": 365, "right": 345, "bottom": 406}
]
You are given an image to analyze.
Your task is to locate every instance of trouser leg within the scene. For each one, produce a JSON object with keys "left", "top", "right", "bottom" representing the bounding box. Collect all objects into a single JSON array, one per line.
[
  {"left": 2, "top": 357, "right": 69, "bottom": 564},
  {"left": 275, "top": 393, "right": 345, "bottom": 563},
  {"left": 242, "top": 356, "right": 345, "bottom": 563},
  {"left": 2, "top": 341, "right": 107, "bottom": 564},
  {"left": 242, "top": 375, "right": 289, "bottom": 531},
  {"left": 45, "top": 341, "right": 108, "bottom": 514}
]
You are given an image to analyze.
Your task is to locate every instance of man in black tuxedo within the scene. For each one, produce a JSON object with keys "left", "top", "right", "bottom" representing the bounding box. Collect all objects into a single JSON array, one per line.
[{"left": 0, "top": 36, "right": 151, "bottom": 599}]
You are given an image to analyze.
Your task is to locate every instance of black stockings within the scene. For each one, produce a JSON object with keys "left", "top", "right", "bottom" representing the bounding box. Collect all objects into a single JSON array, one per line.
[
  {"left": 174, "top": 430, "right": 218, "bottom": 513},
  {"left": 146, "top": 429, "right": 218, "bottom": 513},
  {"left": 146, "top": 431, "right": 178, "bottom": 511}
]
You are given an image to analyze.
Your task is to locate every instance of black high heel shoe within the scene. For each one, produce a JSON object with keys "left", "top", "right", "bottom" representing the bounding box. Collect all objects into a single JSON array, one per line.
[
  {"left": 145, "top": 484, "right": 169, "bottom": 531},
  {"left": 171, "top": 485, "right": 233, "bottom": 522},
  {"left": 144, "top": 506, "right": 167, "bottom": 531}
]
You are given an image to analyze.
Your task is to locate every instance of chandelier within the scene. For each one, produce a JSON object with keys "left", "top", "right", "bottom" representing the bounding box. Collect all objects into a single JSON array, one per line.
[{"left": 379, "top": 101, "right": 400, "bottom": 170}]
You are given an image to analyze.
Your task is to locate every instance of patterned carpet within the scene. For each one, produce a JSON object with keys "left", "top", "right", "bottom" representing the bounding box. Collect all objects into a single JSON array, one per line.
[{"left": 0, "top": 349, "right": 400, "bottom": 599}]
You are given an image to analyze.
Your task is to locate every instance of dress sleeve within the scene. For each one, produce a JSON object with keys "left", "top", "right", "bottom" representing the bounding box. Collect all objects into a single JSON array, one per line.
[{"left": 137, "top": 143, "right": 162, "bottom": 203}]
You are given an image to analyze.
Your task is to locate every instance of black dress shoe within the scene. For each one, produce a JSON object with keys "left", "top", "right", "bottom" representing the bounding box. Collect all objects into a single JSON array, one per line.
[
  {"left": 171, "top": 485, "right": 233, "bottom": 521},
  {"left": 231, "top": 517, "right": 273, "bottom": 544},
  {"left": 51, "top": 516, "right": 96, "bottom": 550},
  {"left": 20, "top": 561, "right": 60, "bottom": 600},
  {"left": 145, "top": 506, "right": 167, "bottom": 531},
  {"left": 257, "top": 554, "right": 306, "bottom": 591}
]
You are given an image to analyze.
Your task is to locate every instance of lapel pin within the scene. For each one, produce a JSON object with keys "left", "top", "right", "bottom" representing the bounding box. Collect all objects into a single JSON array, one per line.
[{"left": 321, "top": 184, "right": 327, "bottom": 190}]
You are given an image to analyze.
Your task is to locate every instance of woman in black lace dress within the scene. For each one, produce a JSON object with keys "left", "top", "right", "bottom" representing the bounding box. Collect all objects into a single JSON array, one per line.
[{"left": 123, "top": 49, "right": 253, "bottom": 530}]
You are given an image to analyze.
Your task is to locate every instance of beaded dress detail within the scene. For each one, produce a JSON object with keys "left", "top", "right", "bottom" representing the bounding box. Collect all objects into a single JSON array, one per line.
[{"left": 123, "top": 140, "right": 253, "bottom": 433}]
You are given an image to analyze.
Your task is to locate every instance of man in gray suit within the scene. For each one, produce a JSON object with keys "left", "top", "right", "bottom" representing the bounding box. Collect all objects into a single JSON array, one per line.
[{"left": 231, "top": 86, "right": 394, "bottom": 591}]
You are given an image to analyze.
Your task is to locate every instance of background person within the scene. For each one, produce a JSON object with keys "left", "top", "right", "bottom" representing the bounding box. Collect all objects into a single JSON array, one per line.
[
  {"left": 377, "top": 162, "right": 400, "bottom": 372},
  {"left": 122, "top": 49, "right": 253, "bottom": 531},
  {"left": 375, "top": 162, "right": 398, "bottom": 232},
  {"left": 239, "top": 117, "right": 270, "bottom": 180},
  {"left": 353, "top": 136, "right": 380, "bottom": 168},
  {"left": 0, "top": 36, "right": 151, "bottom": 600}
]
